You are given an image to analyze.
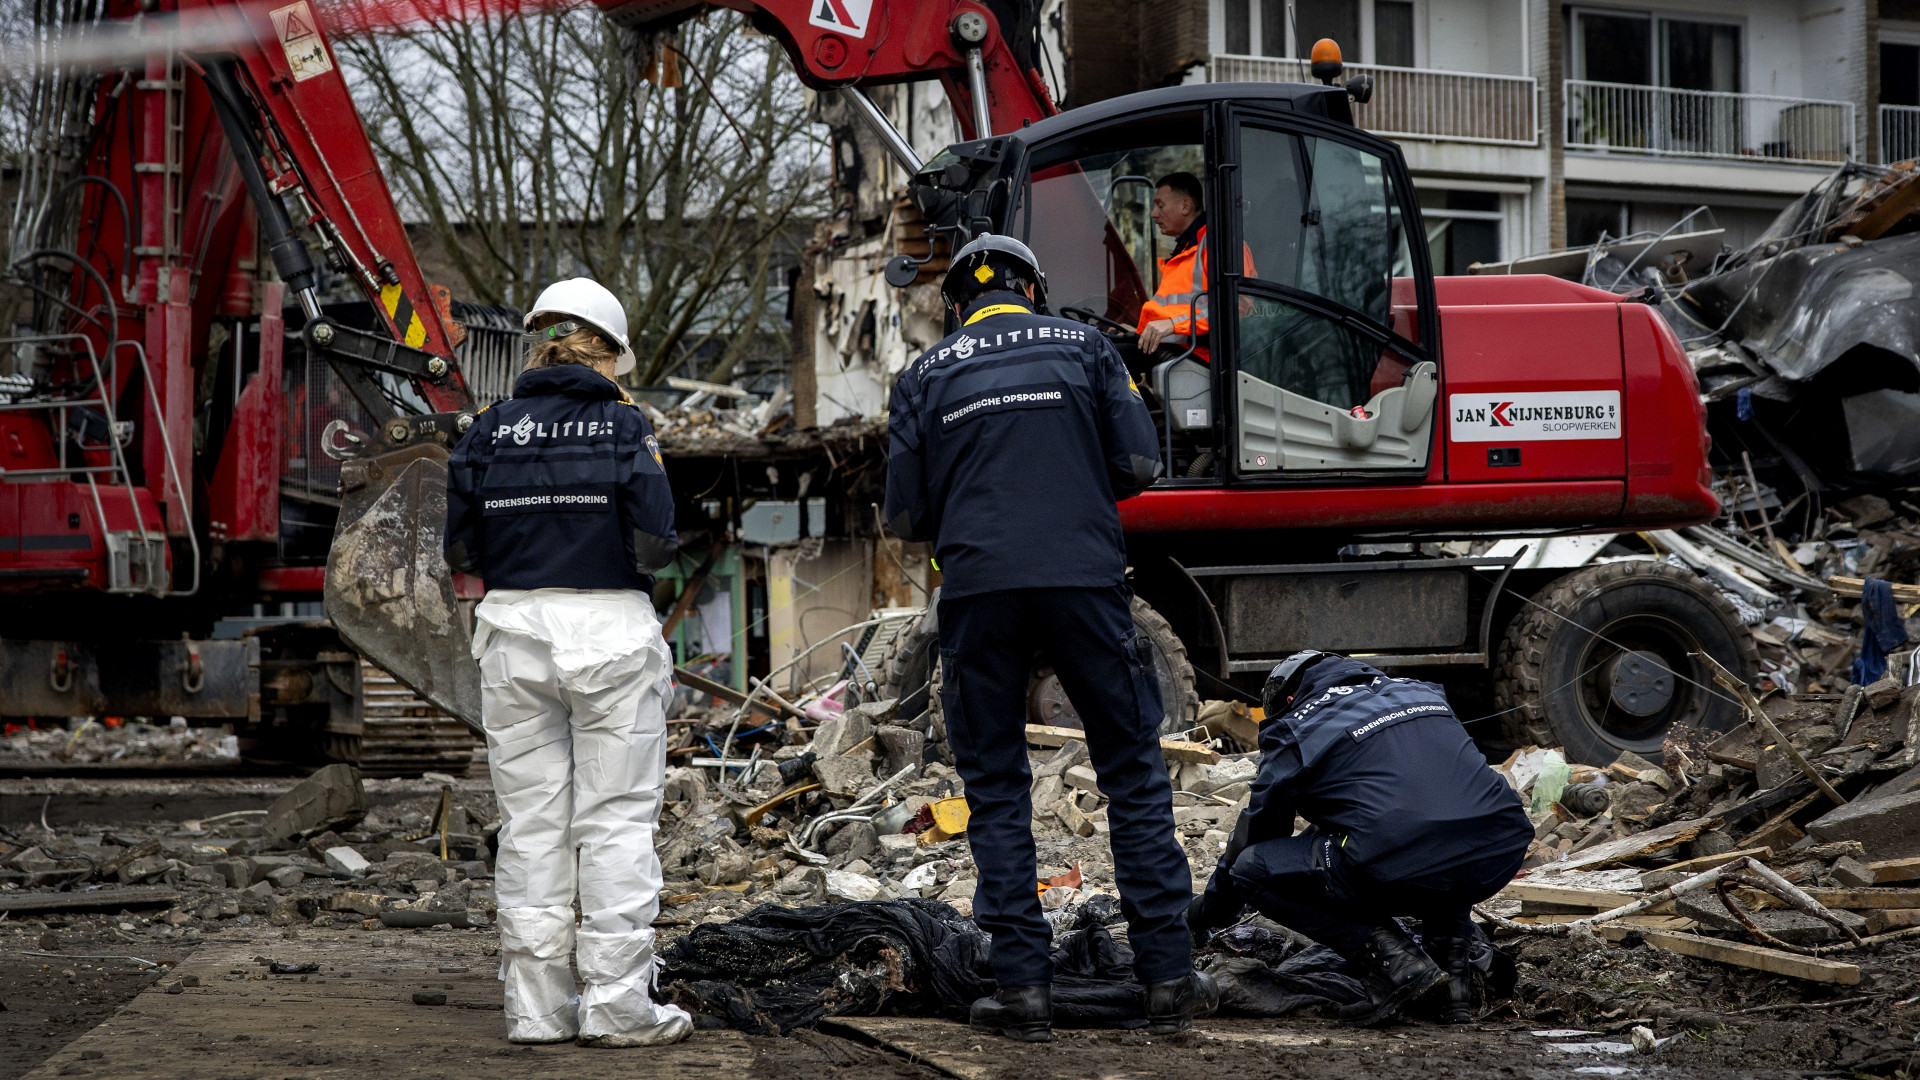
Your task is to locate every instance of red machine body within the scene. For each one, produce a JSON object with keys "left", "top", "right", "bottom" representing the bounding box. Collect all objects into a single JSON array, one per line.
[
  {"left": 1120, "top": 276, "right": 1716, "bottom": 534},
  {"left": 5, "top": 0, "right": 1732, "bottom": 765}
]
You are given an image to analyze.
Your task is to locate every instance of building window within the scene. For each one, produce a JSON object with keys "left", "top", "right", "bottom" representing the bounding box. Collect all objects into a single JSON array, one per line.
[
  {"left": 1261, "top": 0, "right": 1289, "bottom": 57},
  {"left": 1293, "top": 0, "right": 1360, "bottom": 58},
  {"left": 1565, "top": 199, "right": 1629, "bottom": 247},
  {"left": 1884, "top": 42, "right": 1920, "bottom": 106},
  {"left": 1225, "top": 0, "right": 1252, "bottom": 54},
  {"left": 1419, "top": 190, "right": 1501, "bottom": 275},
  {"left": 1570, "top": 10, "right": 1740, "bottom": 91},
  {"left": 1375, "top": 0, "right": 1415, "bottom": 67}
]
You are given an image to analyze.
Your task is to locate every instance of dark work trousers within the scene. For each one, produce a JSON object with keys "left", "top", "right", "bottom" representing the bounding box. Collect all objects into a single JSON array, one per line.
[
  {"left": 1231, "top": 831, "right": 1524, "bottom": 960},
  {"left": 937, "top": 585, "right": 1193, "bottom": 988}
]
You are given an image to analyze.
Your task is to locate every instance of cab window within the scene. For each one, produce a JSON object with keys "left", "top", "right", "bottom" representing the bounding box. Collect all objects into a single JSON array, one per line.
[
  {"left": 1235, "top": 125, "right": 1421, "bottom": 412},
  {"left": 1014, "top": 116, "right": 1205, "bottom": 330}
]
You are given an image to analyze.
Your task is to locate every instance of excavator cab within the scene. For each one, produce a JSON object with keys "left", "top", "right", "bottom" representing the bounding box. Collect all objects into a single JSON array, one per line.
[{"left": 914, "top": 81, "right": 1441, "bottom": 488}]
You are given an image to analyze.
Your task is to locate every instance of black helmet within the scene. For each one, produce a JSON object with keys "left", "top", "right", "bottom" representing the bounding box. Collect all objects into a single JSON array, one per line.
[
  {"left": 1263, "top": 650, "right": 1330, "bottom": 716},
  {"left": 941, "top": 232, "right": 1048, "bottom": 309}
]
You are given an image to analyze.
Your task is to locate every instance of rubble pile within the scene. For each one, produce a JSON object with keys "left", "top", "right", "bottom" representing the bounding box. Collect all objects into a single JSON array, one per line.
[
  {"left": 0, "top": 767, "right": 499, "bottom": 938},
  {"left": 650, "top": 692, "right": 1258, "bottom": 928},
  {"left": 1660, "top": 487, "right": 1920, "bottom": 694},
  {"left": 1485, "top": 669, "right": 1919, "bottom": 981},
  {"left": 0, "top": 717, "right": 239, "bottom": 765}
]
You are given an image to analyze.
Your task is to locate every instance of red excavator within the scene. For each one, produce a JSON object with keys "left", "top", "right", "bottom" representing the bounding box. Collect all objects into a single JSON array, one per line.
[{"left": 2, "top": 0, "right": 1750, "bottom": 767}]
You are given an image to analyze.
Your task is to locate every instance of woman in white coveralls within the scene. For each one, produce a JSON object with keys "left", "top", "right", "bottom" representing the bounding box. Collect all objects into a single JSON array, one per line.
[{"left": 444, "top": 278, "right": 690, "bottom": 1047}]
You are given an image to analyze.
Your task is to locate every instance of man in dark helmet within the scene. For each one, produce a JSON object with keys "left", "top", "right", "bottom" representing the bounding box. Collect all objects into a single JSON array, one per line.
[
  {"left": 1187, "top": 650, "right": 1531, "bottom": 1026},
  {"left": 884, "top": 233, "right": 1214, "bottom": 1041},
  {"left": 1182, "top": 653, "right": 1528, "bottom": 1022}
]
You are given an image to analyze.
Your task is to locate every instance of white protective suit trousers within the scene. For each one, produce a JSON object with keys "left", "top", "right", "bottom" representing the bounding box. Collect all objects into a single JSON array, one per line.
[{"left": 476, "top": 589, "right": 689, "bottom": 1044}]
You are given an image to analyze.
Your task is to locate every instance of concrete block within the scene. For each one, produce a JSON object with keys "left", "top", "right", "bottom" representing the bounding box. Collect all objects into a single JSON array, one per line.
[
  {"left": 324, "top": 847, "right": 371, "bottom": 876},
  {"left": 812, "top": 750, "right": 876, "bottom": 795},
  {"left": 824, "top": 820, "right": 877, "bottom": 860},
  {"left": 1807, "top": 789, "right": 1920, "bottom": 859},
  {"left": 873, "top": 725, "right": 925, "bottom": 776},
  {"left": 116, "top": 854, "right": 169, "bottom": 884},
  {"left": 263, "top": 764, "right": 368, "bottom": 843},
  {"left": 1064, "top": 765, "right": 1103, "bottom": 796},
  {"left": 265, "top": 865, "right": 305, "bottom": 889},
  {"left": 824, "top": 870, "right": 880, "bottom": 902}
]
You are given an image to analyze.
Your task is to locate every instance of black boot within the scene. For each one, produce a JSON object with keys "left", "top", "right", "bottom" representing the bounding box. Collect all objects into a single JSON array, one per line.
[
  {"left": 1143, "top": 971, "right": 1220, "bottom": 1034},
  {"left": 1336, "top": 924, "right": 1449, "bottom": 1027},
  {"left": 969, "top": 985, "right": 1052, "bottom": 1042},
  {"left": 1422, "top": 934, "right": 1476, "bottom": 1023}
]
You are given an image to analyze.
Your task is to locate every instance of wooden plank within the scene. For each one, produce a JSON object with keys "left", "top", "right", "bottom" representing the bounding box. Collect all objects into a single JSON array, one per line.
[
  {"left": 1514, "top": 914, "right": 1697, "bottom": 931},
  {"left": 1739, "top": 790, "right": 1822, "bottom": 850},
  {"left": 1537, "top": 817, "right": 1712, "bottom": 872},
  {"left": 1501, "top": 882, "right": 1643, "bottom": 910},
  {"left": 1655, "top": 847, "right": 1772, "bottom": 875},
  {"left": 0, "top": 887, "right": 180, "bottom": 914},
  {"left": 1025, "top": 724, "right": 1221, "bottom": 764},
  {"left": 1867, "top": 856, "right": 1920, "bottom": 884},
  {"left": 1828, "top": 576, "right": 1920, "bottom": 603},
  {"left": 1595, "top": 925, "right": 1860, "bottom": 985},
  {"left": 1804, "top": 888, "right": 1920, "bottom": 910},
  {"left": 1865, "top": 909, "right": 1920, "bottom": 934}
]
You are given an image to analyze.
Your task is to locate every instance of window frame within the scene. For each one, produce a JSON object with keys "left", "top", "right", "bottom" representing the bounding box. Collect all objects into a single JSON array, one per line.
[{"left": 1211, "top": 101, "right": 1441, "bottom": 483}]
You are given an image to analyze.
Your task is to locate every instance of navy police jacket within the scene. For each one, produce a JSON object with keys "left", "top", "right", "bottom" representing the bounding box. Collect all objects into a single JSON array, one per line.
[
  {"left": 445, "top": 364, "right": 677, "bottom": 592},
  {"left": 884, "top": 292, "right": 1162, "bottom": 598},
  {"left": 1208, "top": 656, "right": 1530, "bottom": 894}
]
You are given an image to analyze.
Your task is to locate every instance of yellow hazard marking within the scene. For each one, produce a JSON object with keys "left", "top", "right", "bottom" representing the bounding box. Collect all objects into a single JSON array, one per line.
[
  {"left": 973, "top": 265, "right": 995, "bottom": 284},
  {"left": 963, "top": 303, "right": 1028, "bottom": 325},
  {"left": 380, "top": 283, "right": 429, "bottom": 350}
]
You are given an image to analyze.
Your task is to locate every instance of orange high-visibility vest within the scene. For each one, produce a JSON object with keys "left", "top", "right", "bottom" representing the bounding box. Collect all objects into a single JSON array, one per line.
[{"left": 1137, "top": 223, "right": 1250, "bottom": 362}]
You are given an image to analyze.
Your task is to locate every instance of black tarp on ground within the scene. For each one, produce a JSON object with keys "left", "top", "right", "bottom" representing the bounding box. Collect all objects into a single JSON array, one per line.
[{"left": 653, "top": 896, "right": 1450, "bottom": 1034}]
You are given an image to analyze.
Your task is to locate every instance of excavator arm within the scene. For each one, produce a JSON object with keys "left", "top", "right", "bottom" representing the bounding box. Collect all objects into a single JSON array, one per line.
[{"left": 594, "top": 0, "right": 1057, "bottom": 140}]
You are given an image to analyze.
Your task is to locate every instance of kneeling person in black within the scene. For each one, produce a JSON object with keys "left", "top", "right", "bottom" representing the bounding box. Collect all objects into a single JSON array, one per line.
[
  {"left": 884, "top": 234, "right": 1214, "bottom": 1041},
  {"left": 1188, "top": 651, "right": 1532, "bottom": 1025}
]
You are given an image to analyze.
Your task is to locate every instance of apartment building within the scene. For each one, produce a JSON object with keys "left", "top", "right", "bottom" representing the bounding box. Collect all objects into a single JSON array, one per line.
[{"left": 1068, "top": 0, "right": 1905, "bottom": 264}]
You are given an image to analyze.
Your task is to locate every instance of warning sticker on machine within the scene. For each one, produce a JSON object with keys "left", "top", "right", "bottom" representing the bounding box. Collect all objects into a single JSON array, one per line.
[
  {"left": 271, "top": 1, "right": 332, "bottom": 82},
  {"left": 808, "top": 0, "right": 874, "bottom": 36},
  {"left": 1448, "top": 391, "right": 1622, "bottom": 442}
]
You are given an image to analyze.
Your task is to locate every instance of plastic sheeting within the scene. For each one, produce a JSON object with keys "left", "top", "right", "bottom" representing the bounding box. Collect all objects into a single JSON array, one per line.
[{"left": 654, "top": 896, "right": 1511, "bottom": 1034}]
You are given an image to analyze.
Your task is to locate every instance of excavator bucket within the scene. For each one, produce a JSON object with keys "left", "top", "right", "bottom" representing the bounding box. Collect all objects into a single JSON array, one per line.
[{"left": 324, "top": 444, "right": 482, "bottom": 735}]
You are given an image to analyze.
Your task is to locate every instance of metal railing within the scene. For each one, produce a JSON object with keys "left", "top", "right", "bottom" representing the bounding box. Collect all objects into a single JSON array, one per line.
[
  {"left": 1210, "top": 54, "right": 1540, "bottom": 146},
  {"left": 1564, "top": 80, "right": 1854, "bottom": 165},
  {"left": 1881, "top": 104, "right": 1920, "bottom": 164}
]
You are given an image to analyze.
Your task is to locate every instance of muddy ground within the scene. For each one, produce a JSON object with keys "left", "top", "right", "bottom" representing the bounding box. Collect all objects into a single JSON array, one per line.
[{"left": 0, "top": 903, "right": 1910, "bottom": 1079}]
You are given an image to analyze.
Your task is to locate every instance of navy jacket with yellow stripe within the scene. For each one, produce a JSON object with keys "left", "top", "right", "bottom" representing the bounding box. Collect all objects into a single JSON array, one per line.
[
  {"left": 884, "top": 291, "right": 1162, "bottom": 599},
  {"left": 445, "top": 364, "right": 677, "bottom": 592}
]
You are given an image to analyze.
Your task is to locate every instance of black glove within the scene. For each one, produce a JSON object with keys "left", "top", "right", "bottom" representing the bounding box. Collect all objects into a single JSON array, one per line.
[{"left": 1187, "top": 884, "right": 1242, "bottom": 947}]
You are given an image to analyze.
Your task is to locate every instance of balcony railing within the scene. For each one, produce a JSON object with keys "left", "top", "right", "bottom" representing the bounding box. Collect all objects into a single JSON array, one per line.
[
  {"left": 1210, "top": 54, "right": 1539, "bottom": 147},
  {"left": 1882, "top": 104, "right": 1920, "bottom": 164},
  {"left": 1564, "top": 81, "right": 1854, "bottom": 165}
]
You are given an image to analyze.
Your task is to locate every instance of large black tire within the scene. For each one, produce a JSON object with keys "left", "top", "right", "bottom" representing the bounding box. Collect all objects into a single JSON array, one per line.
[
  {"left": 1493, "top": 561, "right": 1758, "bottom": 766},
  {"left": 921, "top": 596, "right": 1201, "bottom": 755}
]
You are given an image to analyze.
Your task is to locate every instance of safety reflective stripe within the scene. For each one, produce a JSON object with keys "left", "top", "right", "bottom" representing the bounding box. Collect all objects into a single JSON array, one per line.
[
  {"left": 964, "top": 303, "right": 1030, "bottom": 325},
  {"left": 1152, "top": 290, "right": 1198, "bottom": 305}
]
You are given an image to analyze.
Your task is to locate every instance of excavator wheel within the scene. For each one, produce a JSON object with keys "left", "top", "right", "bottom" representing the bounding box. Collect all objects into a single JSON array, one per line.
[
  {"left": 1493, "top": 560, "right": 1757, "bottom": 766},
  {"left": 915, "top": 596, "right": 1200, "bottom": 763}
]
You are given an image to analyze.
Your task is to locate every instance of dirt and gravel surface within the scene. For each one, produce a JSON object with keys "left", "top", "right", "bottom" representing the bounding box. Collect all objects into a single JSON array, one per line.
[{"left": 0, "top": 908, "right": 1909, "bottom": 1079}]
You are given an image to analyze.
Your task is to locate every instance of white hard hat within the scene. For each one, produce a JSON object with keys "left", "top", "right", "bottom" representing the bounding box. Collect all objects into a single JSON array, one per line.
[{"left": 524, "top": 277, "right": 637, "bottom": 377}]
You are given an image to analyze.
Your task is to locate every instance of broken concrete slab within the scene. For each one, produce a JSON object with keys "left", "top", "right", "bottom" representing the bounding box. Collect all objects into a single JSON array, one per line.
[
  {"left": 1675, "top": 894, "right": 1870, "bottom": 945},
  {"left": 812, "top": 751, "right": 876, "bottom": 796},
  {"left": 263, "top": 764, "right": 369, "bottom": 844},
  {"left": 323, "top": 846, "right": 370, "bottom": 875},
  {"left": 1806, "top": 789, "right": 1920, "bottom": 859},
  {"left": 823, "top": 870, "right": 880, "bottom": 902}
]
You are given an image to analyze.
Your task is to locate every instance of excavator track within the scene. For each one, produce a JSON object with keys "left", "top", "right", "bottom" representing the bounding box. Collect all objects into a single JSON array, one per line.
[{"left": 358, "top": 663, "right": 484, "bottom": 779}]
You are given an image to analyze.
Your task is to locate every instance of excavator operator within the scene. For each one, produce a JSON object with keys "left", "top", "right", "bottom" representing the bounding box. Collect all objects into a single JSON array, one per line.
[{"left": 1135, "top": 172, "right": 1253, "bottom": 364}]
